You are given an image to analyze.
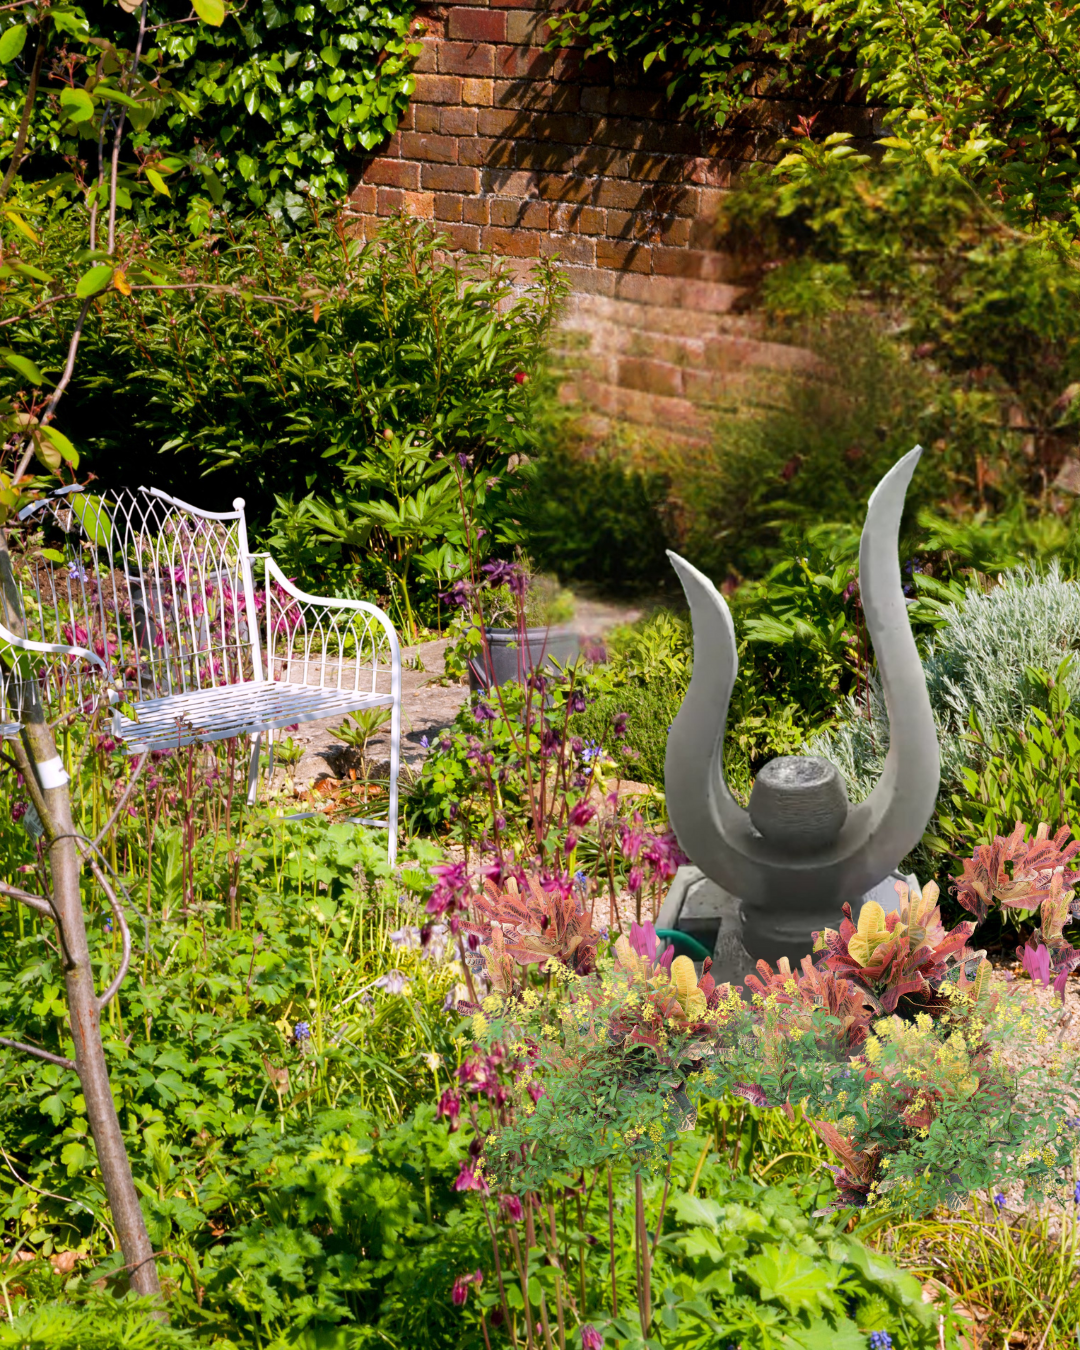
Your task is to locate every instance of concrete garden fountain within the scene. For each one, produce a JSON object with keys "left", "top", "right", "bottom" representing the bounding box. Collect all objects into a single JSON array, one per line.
[{"left": 657, "top": 447, "right": 940, "bottom": 985}]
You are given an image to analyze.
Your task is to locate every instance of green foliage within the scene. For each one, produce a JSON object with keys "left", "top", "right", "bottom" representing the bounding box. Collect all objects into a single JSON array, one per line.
[
  {"left": 547, "top": 0, "right": 1080, "bottom": 241},
  {"left": 931, "top": 659, "right": 1080, "bottom": 870},
  {"left": 4, "top": 212, "right": 565, "bottom": 609},
  {"left": 812, "top": 564, "right": 1080, "bottom": 882},
  {"left": 516, "top": 437, "right": 675, "bottom": 595},
  {"left": 0, "top": 0, "right": 420, "bottom": 223}
]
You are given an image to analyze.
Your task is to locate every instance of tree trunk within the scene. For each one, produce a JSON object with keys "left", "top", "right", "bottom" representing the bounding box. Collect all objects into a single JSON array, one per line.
[{"left": 1, "top": 544, "right": 161, "bottom": 1300}]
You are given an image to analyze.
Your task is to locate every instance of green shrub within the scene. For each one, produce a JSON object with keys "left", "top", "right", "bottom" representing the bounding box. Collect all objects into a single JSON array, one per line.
[
  {"left": 5, "top": 213, "right": 565, "bottom": 619},
  {"left": 516, "top": 438, "right": 674, "bottom": 595},
  {"left": 812, "top": 564, "right": 1080, "bottom": 887}
]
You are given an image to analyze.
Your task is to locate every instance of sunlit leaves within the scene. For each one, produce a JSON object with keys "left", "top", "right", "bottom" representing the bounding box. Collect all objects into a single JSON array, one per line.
[
  {"left": 0, "top": 22, "right": 26, "bottom": 63},
  {"left": 191, "top": 0, "right": 227, "bottom": 26},
  {"left": 59, "top": 86, "right": 95, "bottom": 123},
  {"left": 0, "top": 348, "right": 44, "bottom": 386},
  {"left": 74, "top": 264, "right": 113, "bottom": 299}
]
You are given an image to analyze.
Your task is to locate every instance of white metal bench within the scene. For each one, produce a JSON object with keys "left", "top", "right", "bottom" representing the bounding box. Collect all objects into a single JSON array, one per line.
[{"left": 0, "top": 485, "right": 401, "bottom": 862}]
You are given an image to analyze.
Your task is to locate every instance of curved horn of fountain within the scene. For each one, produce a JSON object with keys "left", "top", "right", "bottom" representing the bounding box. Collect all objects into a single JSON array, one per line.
[{"left": 663, "top": 446, "right": 940, "bottom": 966}]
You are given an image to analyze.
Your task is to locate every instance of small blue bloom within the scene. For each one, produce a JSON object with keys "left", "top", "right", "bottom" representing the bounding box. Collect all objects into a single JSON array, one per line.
[
  {"left": 993, "top": 1192, "right": 1006, "bottom": 1209},
  {"left": 104, "top": 916, "right": 113, "bottom": 934},
  {"left": 294, "top": 1021, "right": 311, "bottom": 1043},
  {"left": 67, "top": 561, "right": 89, "bottom": 584},
  {"left": 869, "top": 1334, "right": 892, "bottom": 1350},
  {"left": 574, "top": 870, "right": 588, "bottom": 891},
  {"left": 1074, "top": 1179, "right": 1080, "bottom": 1206},
  {"left": 420, "top": 735, "right": 429, "bottom": 748}
]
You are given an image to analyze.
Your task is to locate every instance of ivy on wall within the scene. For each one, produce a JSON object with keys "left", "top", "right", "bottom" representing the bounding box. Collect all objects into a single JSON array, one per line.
[{"left": 0, "top": 0, "right": 421, "bottom": 227}]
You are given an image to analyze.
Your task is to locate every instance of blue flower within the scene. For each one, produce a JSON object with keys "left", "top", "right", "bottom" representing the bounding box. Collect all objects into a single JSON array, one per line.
[
  {"left": 294, "top": 1021, "right": 311, "bottom": 1043},
  {"left": 869, "top": 1334, "right": 892, "bottom": 1350},
  {"left": 104, "top": 917, "right": 113, "bottom": 934},
  {"left": 1074, "top": 1179, "right": 1080, "bottom": 1206},
  {"left": 420, "top": 735, "right": 429, "bottom": 749},
  {"left": 993, "top": 1192, "right": 1006, "bottom": 1209}
]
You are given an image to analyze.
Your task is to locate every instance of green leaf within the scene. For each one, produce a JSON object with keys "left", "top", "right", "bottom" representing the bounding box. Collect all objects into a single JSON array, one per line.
[
  {"left": 75, "top": 265, "right": 114, "bottom": 299},
  {"left": 39, "top": 548, "right": 66, "bottom": 564},
  {"left": 145, "top": 168, "right": 171, "bottom": 197},
  {"left": 70, "top": 494, "right": 112, "bottom": 548},
  {"left": 10, "top": 261, "right": 53, "bottom": 283},
  {"left": 192, "top": 0, "right": 226, "bottom": 25},
  {"left": 41, "top": 426, "right": 78, "bottom": 469},
  {"left": 742, "top": 1242, "right": 834, "bottom": 1313},
  {"left": 0, "top": 23, "right": 27, "bottom": 63},
  {"left": 0, "top": 348, "right": 44, "bottom": 385},
  {"left": 60, "top": 87, "right": 95, "bottom": 124}
]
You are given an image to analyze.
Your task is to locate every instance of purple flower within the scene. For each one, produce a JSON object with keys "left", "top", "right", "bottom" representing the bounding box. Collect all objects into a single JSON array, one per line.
[
  {"left": 499, "top": 1194, "right": 524, "bottom": 1223},
  {"left": 375, "top": 969, "right": 408, "bottom": 995},
  {"left": 474, "top": 702, "right": 496, "bottom": 723},
  {"left": 612, "top": 712, "right": 629, "bottom": 738},
  {"left": 568, "top": 800, "right": 596, "bottom": 829},
  {"left": 451, "top": 1269, "right": 482, "bottom": 1306},
  {"left": 420, "top": 735, "right": 429, "bottom": 749},
  {"left": 454, "top": 1163, "right": 490, "bottom": 1195},
  {"left": 440, "top": 580, "right": 473, "bottom": 609},
  {"left": 294, "top": 1021, "right": 311, "bottom": 1043},
  {"left": 581, "top": 1327, "right": 604, "bottom": 1350},
  {"left": 993, "top": 1192, "right": 1006, "bottom": 1209},
  {"left": 437, "top": 1089, "right": 461, "bottom": 1132},
  {"left": 568, "top": 690, "right": 586, "bottom": 714}
]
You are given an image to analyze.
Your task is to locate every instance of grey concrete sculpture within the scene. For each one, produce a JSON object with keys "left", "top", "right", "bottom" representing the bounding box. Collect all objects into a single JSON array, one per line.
[{"left": 663, "top": 446, "right": 940, "bottom": 969}]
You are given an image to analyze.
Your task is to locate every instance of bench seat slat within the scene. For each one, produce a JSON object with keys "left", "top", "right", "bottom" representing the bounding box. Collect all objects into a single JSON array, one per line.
[{"left": 113, "top": 680, "right": 394, "bottom": 753}]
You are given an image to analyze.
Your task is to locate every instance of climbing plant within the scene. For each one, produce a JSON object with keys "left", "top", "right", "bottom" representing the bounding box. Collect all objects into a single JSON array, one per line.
[{"left": 0, "top": 0, "right": 421, "bottom": 230}]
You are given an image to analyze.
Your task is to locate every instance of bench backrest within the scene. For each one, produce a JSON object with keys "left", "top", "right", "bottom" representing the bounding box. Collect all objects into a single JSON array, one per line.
[{"left": 7, "top": 487, "right": 262, "bottom": 710}]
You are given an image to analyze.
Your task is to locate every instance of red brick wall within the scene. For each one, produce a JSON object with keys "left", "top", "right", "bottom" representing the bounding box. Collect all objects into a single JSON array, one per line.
[{"left": 348, "top": 1, "right": 875, "bottom": 438}]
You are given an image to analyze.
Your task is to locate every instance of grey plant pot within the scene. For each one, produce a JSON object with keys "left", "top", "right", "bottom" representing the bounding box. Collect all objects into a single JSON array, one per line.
[{"left": 467, "top": 625, "right": 580, "bottom": 692}]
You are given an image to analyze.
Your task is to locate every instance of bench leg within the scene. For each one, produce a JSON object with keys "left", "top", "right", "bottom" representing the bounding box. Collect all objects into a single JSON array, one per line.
[
  {"left": 246, "top": 733, "right": 262, "bottom": 806},
  {"left": 387, "top": 697, "right": 400, "bottom": 867}
]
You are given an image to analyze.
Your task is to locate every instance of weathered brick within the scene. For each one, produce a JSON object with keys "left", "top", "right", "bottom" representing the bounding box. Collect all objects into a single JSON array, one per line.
[
  {"left": 440, "top": 223, "right": 483, "bottom": 252},
  {"left": 579, "top": 86, "right": 609, "bottom": 115},
  {"left": 415, "top": 104, "right": 442, "bottom": 133},
  {"left": 574, "top": 145, "right": 631, "bottom": 178},
  {"left": 596, "top": 179, "right": 649, "bottom": 211},
  {"left": 422, "top": 163, "right": 481, "bottom": 192},
  {"left": 441, "top": 106, "right": 479, "bottom": 136},
  {"left": 400, "top": 132, "right": 459, "bottom": 164},
  {"left": 413, "top": 73, "right": 463, "bottom": 105},
  {"left": 597, "top": 239, "right": 652, "bottom": 273},
  {"left": 495, "top": 44, "right": 556, "bottom": 80},
  {"left": 489, "top": 197, "right": 549, "bottom": 228},
  {"left": 448, "top": 8, "right": 506, "bottom": 42},
  {"left": 689, "top": 216, "right": 719, "bottom": 250},
  {"left": 618, "top": 357, "right": 682, "bottom": 398},
  {"left": 552, "top": 50, "right": 610, "bottom": 82},
  {"left": 365, "top": 158, "right": 421, "bottom": 190},
  {"left": 461, "top": 137, "right": 515, "bottom": 168},
  {"left": 476, "top": 107, "right": 520, "bottom": 136},
  {"left": 651, "top": 246, "right": 707, "bottom": 280},
  {"left": 413, "top": 38, "right": 438, "bottom": 73},
  {"left": 462, "top": 78, "right": 494, "bottom": 106},
  {"left": 482, "top": 226, "right": 541, "bottom": 257},
  {"left": 591, "top": 116, "right": 667, "bottom": 153},
  {"left": 625, "top": 152, "right": 689, "bottom": 183},
  {"left": 351, "top": 184, "right": 377, "bottom": 214},
  {"left": 505, "top": 9, "right": 551, "bottom": 43},
  {"left": 462, "top": 197, "right": 490, "bottom": 225},
  {"left": 514, "top": 139, "right": 577, "bottom": 173},
  {"left": 537, "top": 172, "right": 597, "bottom": 204},
  {"left": 397, "top": 104, "right": 416, "bottom": 132},
  {"left": 494, "top": 78, "right": 551, "bottom": 110},
  {"left": 439, "top": 40, "right": 496, "bottom": 77},
  {"left": 572, "top": 205, "right": 606, "bottom": 235},
  {"left": 541, "top": 233, "right": 595, "bottom": 265},
  {"left": 604, "top": 208, "right": 639, "bottom": 239},
  {"left": 657, "top": 216, "right": 693, "bottom": 248},
  {"left": 435, "top": 192, "right": 464, "bottom": 221},
  {"left": 402, "top": 190, "right": 436, "bottom": 220},
  {"left": 609, "top": 89, "right": 669, "bottom": 120},
  {"left": 525, "top": 113, "right": 590, "bottom": 144},
  {"left": 376, "top": 187, "right": 404, "bottom": 215},
  {"left": 483, "top": 167, "right": 539, "bottom": 197},
  {"left": 490, "top": 0, "right": 546, "bottom": 7}
]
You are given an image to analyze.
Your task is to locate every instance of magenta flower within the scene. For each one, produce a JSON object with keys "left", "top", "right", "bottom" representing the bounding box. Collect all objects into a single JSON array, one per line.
[
  {"left": 581, "top": 1326, "right": 604, "bottom": 1349},
  {"left": 568, "top": 799, "right": 596, "bottom": 829},
  {"left": 437, "top": 1089, "right": 461, "bottom": 1132},
  {"left": 454, "top": 1163, "right": 490, "bottom": 1195},
  {"left": 499, "top": 1193, "right": 524, "bottom": 1223},
  {"left": 628, "top": 920, "right": 658, "bottom": 960},
  {"left": 1022, "top": 941, "right": 1051, "bottom": 987},
  {"left": 451, "top": 1268, "right": 483, "bottom": 1306}
]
